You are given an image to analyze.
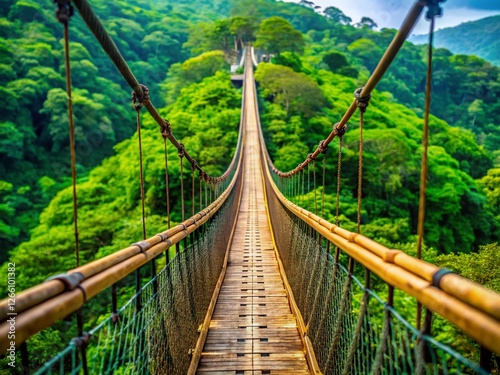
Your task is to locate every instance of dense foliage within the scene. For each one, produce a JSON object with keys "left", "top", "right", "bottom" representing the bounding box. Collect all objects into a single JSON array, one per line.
[
  {"left": 0, "top": 0, "right": 499, "bottom": 371},
  {"left": 249, "top": 15, "right": 499, "bottom": 254}
]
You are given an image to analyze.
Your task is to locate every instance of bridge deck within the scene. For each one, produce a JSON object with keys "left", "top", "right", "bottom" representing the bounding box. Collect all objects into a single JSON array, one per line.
[{"left": 196, "top": 66, "right": 309, "bottom": 374}]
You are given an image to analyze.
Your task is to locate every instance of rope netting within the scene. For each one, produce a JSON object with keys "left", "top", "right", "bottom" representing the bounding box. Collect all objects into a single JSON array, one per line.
[
  {"left": 262, "top": 193, "right": 487, "bottom": 374},
  {"left": 34, "top": 182, "right": 241, "bottom": 374}
]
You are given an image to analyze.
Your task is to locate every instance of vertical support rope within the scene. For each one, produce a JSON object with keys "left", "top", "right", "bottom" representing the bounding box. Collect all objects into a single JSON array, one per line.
[
  {"left": 178, "top": 144, "right": 185, "bottom": 222},
  {"left": 61, "top": 13, "right": 79, "bottom": 268},
  {"left": 372, "top": 285, "right": 394, "bottom": 375},
  {"left": 131, "top": 85, "right": 150, "bottom": 320},
  {"left": 134, "top": 108, "right": 147, "bottom": 240},
  {"left": 191, "top": 166, "right": 195, "bottom": 217},
  {"left": 335, "top": 137, "right": 343, "bottom": 227},
  {"left": 313, "top": 159, "right": 318, "bottom": 215},
  {"left": 307, "top": 162, "right": 311, "bottom": 212},
  {"left": 334, "top": 136, "right": 343, "bottom": 259},
  {"left": 199, "top": 175, "right": 202, "bottom": 212},
  {"left": 301, "top": 169, "right": 305, "bottom": 207},
  {"left": 417, "top": 11, "right": 436, "bottom": 330},
  {"left": 163, "top": 138, "right": 171, "bottom": 229},
  {"left": 357, "top": 111, "right": 364, "bottom": 235},
  {"left": 416, "top": 308, "right": 434, "bottom": 374},
  {"left": 354, "top": 87, "right": 371, "bottom": 235},
  {"left": 204, "top": 179, "right": 208, "bottom": 207},
  {"left": 321, "top": 154, "right": 326, "bottom": 218},
  {"left": 57, "top": 4, "right": 87, "bottom": 373}
]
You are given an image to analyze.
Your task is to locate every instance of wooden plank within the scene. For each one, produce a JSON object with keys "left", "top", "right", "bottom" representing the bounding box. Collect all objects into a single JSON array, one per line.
[{"left": 197, "top": 62, "right": 310, "bottom": 373}]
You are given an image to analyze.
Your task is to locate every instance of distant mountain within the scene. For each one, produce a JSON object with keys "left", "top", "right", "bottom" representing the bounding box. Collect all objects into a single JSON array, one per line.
[{"left": 410, "top": 15, "right": 500, "bottom": 66}]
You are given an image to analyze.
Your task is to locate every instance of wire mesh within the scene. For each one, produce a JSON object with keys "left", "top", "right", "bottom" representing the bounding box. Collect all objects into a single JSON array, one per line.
[
  {"left": 264, "top": 172, "right": 488, "bottom": 375},
  {"left": 33, "top": 179, "right": 240, "bottom": 375}
]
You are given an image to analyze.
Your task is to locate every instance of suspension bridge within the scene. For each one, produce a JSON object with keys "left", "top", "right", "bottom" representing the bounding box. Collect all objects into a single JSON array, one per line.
[{"left": 1, "top": 0, "right": 500, "bottom": 374}]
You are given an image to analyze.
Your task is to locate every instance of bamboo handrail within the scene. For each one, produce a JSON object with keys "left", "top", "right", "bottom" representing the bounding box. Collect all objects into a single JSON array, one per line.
[
  {"left": 259, "top": 121, "right": 500, "bottom": 355},
  {"left": 0, "top": 141, "right": 244, "bottom": 354},
  {"left": 254, "top": 61, "right": 500, "bottom": 355}
]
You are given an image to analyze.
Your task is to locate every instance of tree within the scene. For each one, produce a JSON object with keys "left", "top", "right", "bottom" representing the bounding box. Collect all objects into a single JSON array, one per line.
[
  {"left": 356, "top": 16, "right": 377, "bottom": 30},
  {"left": 348, "top": 38, "right": 384, "bottom": 71},
  {"left": 254, "top": 17, "right": 305, "bottom": 56},
  {"left": 323, "top": 6, "right": 352, "bottom": 24},
  {"left": 229, "top": 16, "right": 257, "bottom": 46},
  {"left": 480, "top": 168, "right": 500, "bottom": 220},
  {"left": 436, "top": 243, "right": 500, "bottom": 293},
  {"left": 255, "top": 63, "right": 324, "bottom": 117},
  {"left": 323, "top": 51, "right": 349, "bottom": 71},
  {"left": 299, "top": 0, "right": 315, "bottom": 8}
]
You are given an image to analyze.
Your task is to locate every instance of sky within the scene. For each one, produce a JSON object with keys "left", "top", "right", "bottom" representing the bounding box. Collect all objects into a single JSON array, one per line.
[{"left": 285, "top": 0, "right": 500, "bottom": 34}]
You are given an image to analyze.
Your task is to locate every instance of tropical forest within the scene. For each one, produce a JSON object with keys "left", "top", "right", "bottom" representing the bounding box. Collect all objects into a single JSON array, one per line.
[{"left": 0, "top": 0, "right": 499, "bottom": 373}]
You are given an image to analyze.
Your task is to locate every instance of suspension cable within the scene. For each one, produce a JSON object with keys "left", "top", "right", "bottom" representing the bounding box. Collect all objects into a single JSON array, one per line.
[
  {"left": 71, "top": 0, "right": 234, "bottom": 184},
  {"left": 265, "top": 1, "right": 426, "bottom": 178}
]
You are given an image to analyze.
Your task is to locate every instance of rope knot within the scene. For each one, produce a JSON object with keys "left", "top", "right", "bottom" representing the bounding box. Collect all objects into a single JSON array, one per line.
[
  {"left": 178, "top": 143, "right": 185, "bottom": 159},
  {"left": 354, "top": 87, "right": 371, "bottom": 112},
  {"left": 161, "top": 119, "right": 172, "bottom": 139},
  {"left": 71, "top": 332, "right": 91, "bottom": 348},
  {"left": 200, "top": 171, "right": 208, "bottom": 181},
  {"left": 307, "top": 153, "right": 316, "bottom": 161},
  {"left": 318, "top": 140, "right": 329, "bottom": 154},
  {"left": 333, "top": 122, "right": 347, "bottom": 137},
  {"left": 191, "top": 159, "right": 198, "bottom": 171},
  {"left": 131, "top": 84, "right": 150, "bottom": 110},
  {"left": 54, "top": 0, "right": 74, "bottom": 24}
]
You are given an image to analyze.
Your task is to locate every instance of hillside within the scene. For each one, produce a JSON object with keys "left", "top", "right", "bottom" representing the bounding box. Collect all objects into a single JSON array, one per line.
[
  {"left": 410, "top": 15, "right": 500, "bottom": 66},
  {"left": 0, "top": 0, "right": 327, "bottom": 262}
]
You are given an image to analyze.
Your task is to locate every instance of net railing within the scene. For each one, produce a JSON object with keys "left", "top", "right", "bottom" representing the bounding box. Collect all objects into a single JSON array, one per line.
[
  {"left": 260, "top": 199, "right": 487, "bottom": 374},
  {"left": 34, "top": 177, "right": 242, "bottom": 375}
]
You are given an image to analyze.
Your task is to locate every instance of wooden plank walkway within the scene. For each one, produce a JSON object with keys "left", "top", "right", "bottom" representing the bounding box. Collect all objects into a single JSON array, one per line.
[{"left": 196, "top": 63, "right": 309, "bottom": 374}]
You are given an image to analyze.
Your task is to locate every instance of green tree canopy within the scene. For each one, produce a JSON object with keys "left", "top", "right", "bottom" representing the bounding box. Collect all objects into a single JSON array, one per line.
[
  {"left": 255, "top": 63, "right": 325, "bottom": 117},
  {"left": 323, "top": 6, "right": 352, "bottom": 24},
  {"left": 254, "top": 16, "right": 305, "bottom": 56}
]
